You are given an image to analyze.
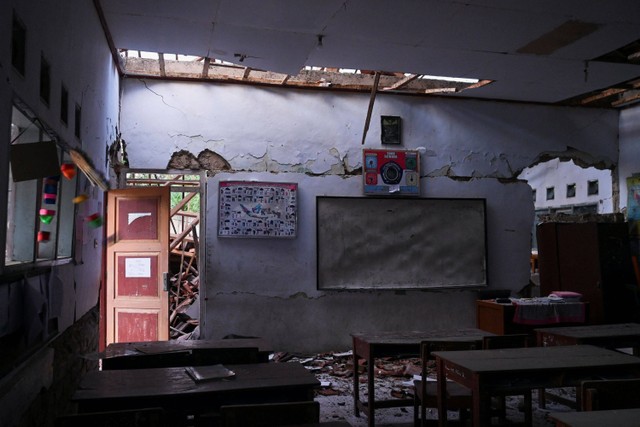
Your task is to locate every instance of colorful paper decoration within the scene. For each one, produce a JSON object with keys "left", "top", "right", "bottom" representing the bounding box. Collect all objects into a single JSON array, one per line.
[
  {"left": 39, "top": 208, "right": 55, "bottom": 224},
  {"left": 87, "top": 213, "right": 103, "bottom": 228},
  {"left": 44, "top": 184, "right": 58, "bottom": 194},
  {"left": 37, "top": 231, "right": 50, "bottom": 242},
  {"left": 73, "top": 194, "right": 89, "bottom": 204},
  {"left": 60, "top": 163, "right": 76, "bottom": 180},
  {"left": 43, "top": 193, "right": 57, "bottom": 204}
]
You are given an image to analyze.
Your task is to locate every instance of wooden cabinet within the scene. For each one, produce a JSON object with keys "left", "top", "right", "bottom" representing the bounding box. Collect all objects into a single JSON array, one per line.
[
  {"left": 537, "top": 221, "right": 636, "bottom": 324},
  {"left": 476, "top": 300, "right": 526, "bottom": 335},
  {"left": 476, "top": 300, "right": 588, "bottom": 335}
]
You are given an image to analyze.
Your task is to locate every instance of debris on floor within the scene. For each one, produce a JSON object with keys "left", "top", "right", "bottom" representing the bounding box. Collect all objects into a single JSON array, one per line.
[{"left": 275, "top": 350, "right": 573, "bottom": 426}]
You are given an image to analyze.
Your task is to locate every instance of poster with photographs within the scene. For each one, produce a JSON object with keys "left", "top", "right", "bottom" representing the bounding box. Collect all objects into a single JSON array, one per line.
[{"left": 218, "top": 181, "right": 297, "bottom": 238}]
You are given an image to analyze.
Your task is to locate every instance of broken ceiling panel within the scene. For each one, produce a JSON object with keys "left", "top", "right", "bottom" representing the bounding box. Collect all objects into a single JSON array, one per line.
[{"left": 97, "top": 0, "right": 640, "bottom": 107}]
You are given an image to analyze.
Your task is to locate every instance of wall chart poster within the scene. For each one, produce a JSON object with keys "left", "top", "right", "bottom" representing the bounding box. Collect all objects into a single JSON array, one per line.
[{"left": 218, "top": 181, "right": 297, "bottom": 238}]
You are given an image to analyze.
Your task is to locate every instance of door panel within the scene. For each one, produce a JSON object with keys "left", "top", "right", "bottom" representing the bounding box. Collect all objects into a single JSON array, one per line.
[{"left": 106, "top": 187, "right": 170, "bottom": 345}]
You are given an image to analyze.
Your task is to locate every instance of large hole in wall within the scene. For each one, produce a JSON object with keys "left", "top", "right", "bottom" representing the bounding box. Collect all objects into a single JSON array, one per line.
[
  {"left": 515, "top": 151, "right": 614, "bottom": 297},
  {"left": 517, "top": 151, "right": 614, "bottom": 253}
]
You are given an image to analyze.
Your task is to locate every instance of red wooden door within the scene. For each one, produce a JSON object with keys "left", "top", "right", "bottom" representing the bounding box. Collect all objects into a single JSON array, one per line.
[{"left": 106, "top": 187, "right": 170, "bottom": 344}]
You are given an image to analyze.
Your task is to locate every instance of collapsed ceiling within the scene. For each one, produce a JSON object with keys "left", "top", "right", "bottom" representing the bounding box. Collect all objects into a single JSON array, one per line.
[{"left": 97, "top": 0, "right": 640, "bottom": 108}]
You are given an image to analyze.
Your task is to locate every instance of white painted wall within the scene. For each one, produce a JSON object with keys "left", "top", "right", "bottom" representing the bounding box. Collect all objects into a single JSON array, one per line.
[
  {"left": 0, "top": 0, "right": 119, "bottom": 422},
  {"left": 120, "top": 79, "right": 620, "bottom": 352}
]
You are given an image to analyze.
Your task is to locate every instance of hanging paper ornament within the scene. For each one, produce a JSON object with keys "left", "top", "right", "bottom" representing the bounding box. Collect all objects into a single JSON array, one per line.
[
  {"left": 39, "top": 208, "right": 56, "bottom": 224},
  {"left": 73, "top": 194, "right": 89, "bottom": 204},
  {"left": 37, "top": 231, "right": 50, "bottom": 242},
  {"left": 43, "top": 193, "right": 57, "bottom": 205},
  {"left": 60, "top": 163, "right": 76, "bottom": 180},
  {"left": 87, "top": 213, "right": 103, "bottom": 228},
  {"left": 44, "top": 183, "right": 58, "bottom": 195}
]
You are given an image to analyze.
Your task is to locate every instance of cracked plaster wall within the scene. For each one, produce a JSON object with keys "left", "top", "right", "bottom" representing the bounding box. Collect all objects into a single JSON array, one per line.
[{"left": 120, "top": 79, "right": 621, "bottom": 352}]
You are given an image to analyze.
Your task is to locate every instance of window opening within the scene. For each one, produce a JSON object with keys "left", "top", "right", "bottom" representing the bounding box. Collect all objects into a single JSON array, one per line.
[
  {"left": 60, "top": 84, "right": 68, "bottom": 126},
  {"left": 40, "top": 54, "right": 51, "bottom": 106},
  {"left": 588, "top": 180, "right": 599, "bottom": 195},
  {"left": 566, "top": 183, "right": 576, "bottom": 198},
  {"left": 5, "top": 104, "right": 77, "bottom": 269},
  {"left": 546, "top": 187, "right": 555, "bottom": 200},
  {"left": 74, "top": 103, "right": 81, "bottom": 139},
  {"left": 11, "top": 12, "right": 26, "bottom": 76}
]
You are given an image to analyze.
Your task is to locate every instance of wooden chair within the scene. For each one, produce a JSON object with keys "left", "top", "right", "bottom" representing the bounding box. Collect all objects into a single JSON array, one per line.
[
  {"left": 482, "top": 334, "right": 532, "bottom": 426},
  {"left": 102, "top": 346, "right": 260, "bottom": 369},
  {"left": 581, "top": 378, "right": 640, "bottom": 411},
  {"left": 219, "top": 401, "right": 320, "bottom": 427},
  {"left": 55, "top": 408, "right": 169, "bottom": 427},
  {"left": 413, "top": 340, "right": 478, "bottom": 427}
]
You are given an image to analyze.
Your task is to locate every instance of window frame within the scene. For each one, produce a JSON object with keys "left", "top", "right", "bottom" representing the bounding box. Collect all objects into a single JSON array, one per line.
[{"left": 3, "top": 102, "right": 78, "bottom": 275}]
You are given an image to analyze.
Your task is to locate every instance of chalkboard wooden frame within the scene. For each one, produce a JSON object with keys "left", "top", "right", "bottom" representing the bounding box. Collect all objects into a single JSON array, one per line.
[{"left": 316, "top": 196, "right": 488, "bottom": 290}]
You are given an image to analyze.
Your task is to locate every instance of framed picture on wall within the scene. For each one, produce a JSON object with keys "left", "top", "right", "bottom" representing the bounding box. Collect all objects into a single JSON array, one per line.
[{"left": 218, "top": 181, "right": 297, "bottom": 238}]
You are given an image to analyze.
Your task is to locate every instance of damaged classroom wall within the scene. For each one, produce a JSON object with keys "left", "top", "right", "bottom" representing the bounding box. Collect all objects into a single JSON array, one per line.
[{"left": 120, "top": 78, "right": 621, "bottom": 353}]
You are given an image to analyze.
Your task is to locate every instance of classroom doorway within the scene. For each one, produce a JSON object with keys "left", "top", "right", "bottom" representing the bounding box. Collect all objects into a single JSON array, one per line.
[{"left": 119, "top": 169, "right": 206, "bottom": 340}]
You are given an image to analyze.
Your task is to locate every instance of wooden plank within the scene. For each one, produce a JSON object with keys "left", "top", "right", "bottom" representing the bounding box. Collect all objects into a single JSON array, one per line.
[
  {"left": 382, "top": 73, "right": 418, "bottom": 91},
  {"left": 361, "top": 71, "right": 381, "bottom": 145}
]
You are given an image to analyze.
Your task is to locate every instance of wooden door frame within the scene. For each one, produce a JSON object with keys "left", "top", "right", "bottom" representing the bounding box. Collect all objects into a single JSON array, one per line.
[{"left": 102, "top": 169, "right": 206, "bottom": 343}]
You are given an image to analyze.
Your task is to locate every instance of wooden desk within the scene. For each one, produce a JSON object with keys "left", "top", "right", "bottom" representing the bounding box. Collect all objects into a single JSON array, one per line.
[
  {"left": 477, "top": 299, "right": 588, "bottom": 335},
  {"left": 536, "top": 323, "right": 640, "bottom": 355},
  {"left": 549, "top": 408, "right": 640, "bottom": 427},
  {"left": 73, "top": 362, "right": 318, "bottom": 419},
  {"left": 351, "top": 329, "right": 490, "bottom": 427},
  {"left": 102, "top": 338, "right": 272, "bottom": 368},
  {"left": 435, "top": 345, "right": 640, "bottom": 427}
]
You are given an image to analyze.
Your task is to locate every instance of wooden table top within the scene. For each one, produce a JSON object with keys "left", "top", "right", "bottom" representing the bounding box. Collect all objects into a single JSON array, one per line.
[
  {"left": 433, "top": 344, "right": 640, "bottom": 373},
  {"left": 549, "top": 408, "right": 640, "bottom": 427},
  {"left": 535, "top": 323, "right": 640, "bottom": 339},
  {"left": 103, "top": 338, "right": 272, "bottom": 358},
  {"left": 351, "top": 328, "right": 492, "bottom": 345},
  {"left": 73, "top": 362, "right": 318, "bottom": 401}
]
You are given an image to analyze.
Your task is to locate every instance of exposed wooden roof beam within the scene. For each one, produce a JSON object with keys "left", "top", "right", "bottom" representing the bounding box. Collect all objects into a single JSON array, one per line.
[
  {"left": 158, "top": 53, "right": 166, "bottom": 77},
  {"left": 612, "top": 90, "right": 640, "bottom": 107},
  {"left": 361, "top": 71, "right": 381, "bottom": 145},
  {"left": 243, "top": 67, "right": 252, "bottom": 80},
  {"left": 201, "top": 57, "right": 210, "bottom": 78},
  {"left": 580, "top": 88, "right": 626, "bottom": 105},
  {"left": 280, "top": 75, "right": 290, "bottom": 85},
  {"left": 382, "top": 74, "right": 419, "bottom": 91}
]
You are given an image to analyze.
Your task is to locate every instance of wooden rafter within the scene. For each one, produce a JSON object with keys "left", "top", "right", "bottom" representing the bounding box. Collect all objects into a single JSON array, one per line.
[
  {"left": 361, "top": 71, "right": 381, "bottom": 145},
  {"left": 580, "top": 88, "right": 626, "bottom": 105},
  {"left": 202, "top": 57, "right": 210, "bottom": 78},
  {"left": 382, "top": 74, "right": 419, "bottom": 91},
  {"left": 158, "top": 53, "right": 166, "bottom": 77}
]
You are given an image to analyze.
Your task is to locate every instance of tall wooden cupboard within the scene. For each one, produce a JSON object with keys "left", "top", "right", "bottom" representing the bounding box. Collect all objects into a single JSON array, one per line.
[{"left": 537, "top": 221, "right": 637, "bottom": 324}]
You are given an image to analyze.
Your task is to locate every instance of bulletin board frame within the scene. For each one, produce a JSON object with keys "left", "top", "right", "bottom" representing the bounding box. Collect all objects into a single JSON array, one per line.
[{"left": 218, "top": 181, "right": 298, "bottom": 238}]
